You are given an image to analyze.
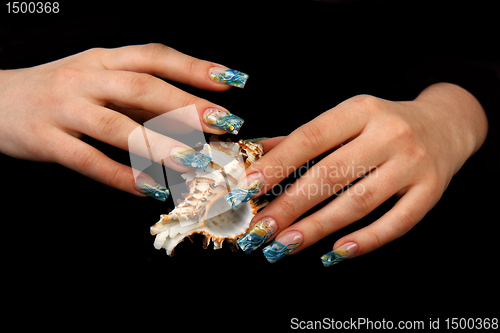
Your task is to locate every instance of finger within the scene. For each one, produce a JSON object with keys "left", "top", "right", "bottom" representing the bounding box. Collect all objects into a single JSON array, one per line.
[
  {"left": 237, "top": 100, "right": 370, "bottom": 200},
  {"left": 51, "top": 132, "right": 141, "bottom": 195},
  {"left": 254, "top": 161, "right": 403, "bottom": 263},
  {"left": 98, "top": 43, "right": 235, "bottom": 92},
  {"left": 90, "top": 70, "right": 243, "bottom": 135},
  {"left": 64, "top": 103, "right": 211, "bottom": 172},
  {"left": 251, "top": 136, "right": 287, "bottom": 154},
  {"left": 321, "top": 184, "right": 436, "bottom": 267},
  {"left": 237, "top": 158, "right": 397, "bottom": 259},
  {"left": 250, "top": 136, "right": 388, "bottom": 233}
]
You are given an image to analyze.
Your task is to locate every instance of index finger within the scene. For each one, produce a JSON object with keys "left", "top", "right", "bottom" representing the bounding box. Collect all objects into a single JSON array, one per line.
[
  {"left": 238, "top": 100, "right": 369, "bottom": 201},
  {"left": 97, "top": 43, "right": 241, "bottom": 91}
]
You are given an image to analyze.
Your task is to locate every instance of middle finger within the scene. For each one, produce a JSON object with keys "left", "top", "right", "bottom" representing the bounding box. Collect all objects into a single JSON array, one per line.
[{"left": 89, "top": 70, "right": 239, "bottom": 134}]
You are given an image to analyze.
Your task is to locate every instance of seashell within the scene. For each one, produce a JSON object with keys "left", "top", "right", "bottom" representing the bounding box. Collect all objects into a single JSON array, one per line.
[{"left": 150, "top": 138, "right": 268, "bottom": 256}]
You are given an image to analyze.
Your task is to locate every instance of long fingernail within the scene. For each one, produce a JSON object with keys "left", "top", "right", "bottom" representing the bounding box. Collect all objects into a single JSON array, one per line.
[
  {"left": 237, "top": 217, "right": 277, "bottom": 254},
  {"left": 209, "top": 67, "right": 249, "bottom": 88},
  {"left": 225, "top": 172, "right": 265, "bottom": 210},
  {"left": 171, "top": 147, "right": 212, "bottom": 171},
  {"left": 320, "top": 242, "right": 359, "bottom": 267},
  {"left": 135, "top": 173, "right": 170, "bottom": 202},
  {"left": 203, "top": 108, "right": 244, "bottom": 135},
  {"left": 262, "top": 231, "right": 303, "bottom": 264}
]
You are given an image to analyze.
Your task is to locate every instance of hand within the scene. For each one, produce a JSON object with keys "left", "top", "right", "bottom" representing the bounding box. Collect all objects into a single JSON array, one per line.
[
  {"left": 233, "top": 83, "right": 488, "bottom": 265},
  {"left": 0, "top": 43, "right": 249, "bottom": 200}
]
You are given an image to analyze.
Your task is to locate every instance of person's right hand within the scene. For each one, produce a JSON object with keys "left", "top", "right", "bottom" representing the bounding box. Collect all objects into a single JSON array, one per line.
[{"left": 0, "top": 43, "right": 248, "bottom": 199}]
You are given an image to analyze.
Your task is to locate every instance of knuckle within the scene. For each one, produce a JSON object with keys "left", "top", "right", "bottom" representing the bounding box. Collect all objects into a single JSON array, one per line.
[
  {"left": 139, "top": 43, "right": 169, "bottom": 61},
  {"left": 391, "top": 117, "right": 415, "bottom": 141},
  {"left": 274, "top": 197, "right": 302, "bottom": 222},
  {"left": 127, "top": 73, "right": 155, "bottom": 100},
  {"left": 51, "top": 65, "right": 83, "bottom": 84},
  {"left": 259, "top": 154, "right": 287, "bottom": 180},
  {"left": 408, "top": 143, "right": 428, "bottom": 162},
  {"left": 106, "top": 166, "right": 122, "bottom": 189},
  {"left": 179, "top": 94, "right": 200, "bottom": 110},
  {"left": 72, "top": 148, "right": 99, "bottom": 172},
  {"left": 366, "top": 229, "right": 383, "bottom": 250},
  {"left": 348, "top": 94, "right": 382, "bottom": 114},
  {"left": 348, "top": 185, "right": 375, "bottom": 216},
  {"left": 97, "top": 112, "right": 122, "bottom": 138},
  {"left": 307, "top": 216, "right": 327, "bottom": 240},
  {"left": 186, "top": 57, "right": 199, "bottom": 86},
  {"left": 319, "top": 158, "right": 350, "bottom": 189},
  {"left": 82, "top": 47, "right": 105, "bottom": 59},
  {"left": 295, "top": 122, "right": 325, "bottom": 151},
  {"left": 392, "top": 208, "right": 417, "bottom": 237}
]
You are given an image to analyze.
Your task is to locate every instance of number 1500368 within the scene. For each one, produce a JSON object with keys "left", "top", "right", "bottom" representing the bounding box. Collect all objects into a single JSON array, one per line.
[{"left": 6, "top": 2, "right": 59, "bottom": 14}]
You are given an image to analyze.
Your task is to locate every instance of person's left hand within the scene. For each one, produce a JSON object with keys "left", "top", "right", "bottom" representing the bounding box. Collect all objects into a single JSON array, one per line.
[{"left": 232, "top": 83, "right": 488, "bottom": 265}]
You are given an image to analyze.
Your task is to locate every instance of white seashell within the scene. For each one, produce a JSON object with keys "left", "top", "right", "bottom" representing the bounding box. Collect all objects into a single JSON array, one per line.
[{"left": 150, "top": 138, "right": 268, "bottom": 256}]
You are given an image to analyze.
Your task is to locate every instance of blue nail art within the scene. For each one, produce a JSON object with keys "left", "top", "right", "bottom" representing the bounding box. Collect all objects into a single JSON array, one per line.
[
  {"left": 320, "top": 249, "right": 350, "bottom": 267},
  {"left": 204, "top": 109, "right": 244, "bottom": 135},
  {"left": 172, "top": 148, "right": 212, "bottom": 171},
  {"left": 210, "top": 68, "right": 249, "bottom": 88},
  {"left": 262, "top": 241, "right": 301, "bottom": 264},
  {"left": 225, "top": 180, "right": 262, "bottom": 210},
  {"left": 320, "top": 243, "right": 357, "bottom": 267},
  {"left": 137, "top": 183, "right": 170, "bottom": 202},
  {"left": 237, "top": 219, "right": 276, "bottom": 254}
]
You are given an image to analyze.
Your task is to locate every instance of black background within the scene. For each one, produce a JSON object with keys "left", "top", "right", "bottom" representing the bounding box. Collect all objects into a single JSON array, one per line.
[{"left": 1, "top": 0, "right": 499, "bottom": 330}]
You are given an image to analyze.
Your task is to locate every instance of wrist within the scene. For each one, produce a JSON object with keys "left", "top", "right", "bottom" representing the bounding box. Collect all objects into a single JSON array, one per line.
[{"left": 414, "top": 82, "right": 488, "bottom": 156}]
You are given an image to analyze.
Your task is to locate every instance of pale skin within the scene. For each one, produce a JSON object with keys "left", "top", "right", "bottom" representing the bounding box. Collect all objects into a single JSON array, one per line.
[
  {"left": 0, "top": 44, "right": 489, "bottom": 261},
  {"left": 246, "top": 83, "right": 488, "bottom": 259},
  {"left": 0, "top": 44, "right": 233, "bottom": 195}
]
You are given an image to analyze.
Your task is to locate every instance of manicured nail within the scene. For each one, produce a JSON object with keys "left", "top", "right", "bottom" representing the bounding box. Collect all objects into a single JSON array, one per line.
[
  {"left": 262, "top": 231, "right": 303, "bottom": 264},
  {"left": 203, "top": 108, "right": 244, "bottom": 135},
  {"left": 135, "top": 173, "right": 170, "bottom": 202},
  {"left": 320, "top": 242, "right": 359, "bottom": 267},
  {"left": 171, "top": 147, "right": 212, "bottom": 171},
  {"left": 237, "top": 217, "right": 277, "bottom": 254},
  {"left": 225, "top": 172, "right": 265, "bottom": 210},
  {"left": 244, "top": 137, "right": 270, "bottom": 143},
  {"left": 209, "top": 67, "right": 249, "bottom": 88}
]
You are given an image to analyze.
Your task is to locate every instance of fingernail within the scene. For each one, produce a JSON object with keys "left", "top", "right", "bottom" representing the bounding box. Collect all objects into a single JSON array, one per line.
[
  {"left": 135, "top": 173, "right": 170, "bottom": 202},
  {"left": 237, "top": 217, "right": 277, "bottom": 254},
  {"left": 203, "top": 108, "right": 244, "bottom": 135},
  {"left": 244, "top": 137, "right": 270, "bottom": 143},
  {"left": 171, "top": 147, "right": 212, "bottom": 171},
  {"left": 320, "top": 242, "right": 359, "bottom": 267},
  {"left": 209, "top": 67, "right": 249, "bottom": 88},
  {"left": 225, "top": 172, "right": 265, "bottom": 210},
  {"left": 262, "top": 231, "right": 303, "bottom": 264}
]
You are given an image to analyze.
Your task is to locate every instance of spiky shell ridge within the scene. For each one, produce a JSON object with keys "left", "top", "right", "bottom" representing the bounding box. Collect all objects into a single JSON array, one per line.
[{"left": 150, "top": 138, "right": 267, "bottom": 256}]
